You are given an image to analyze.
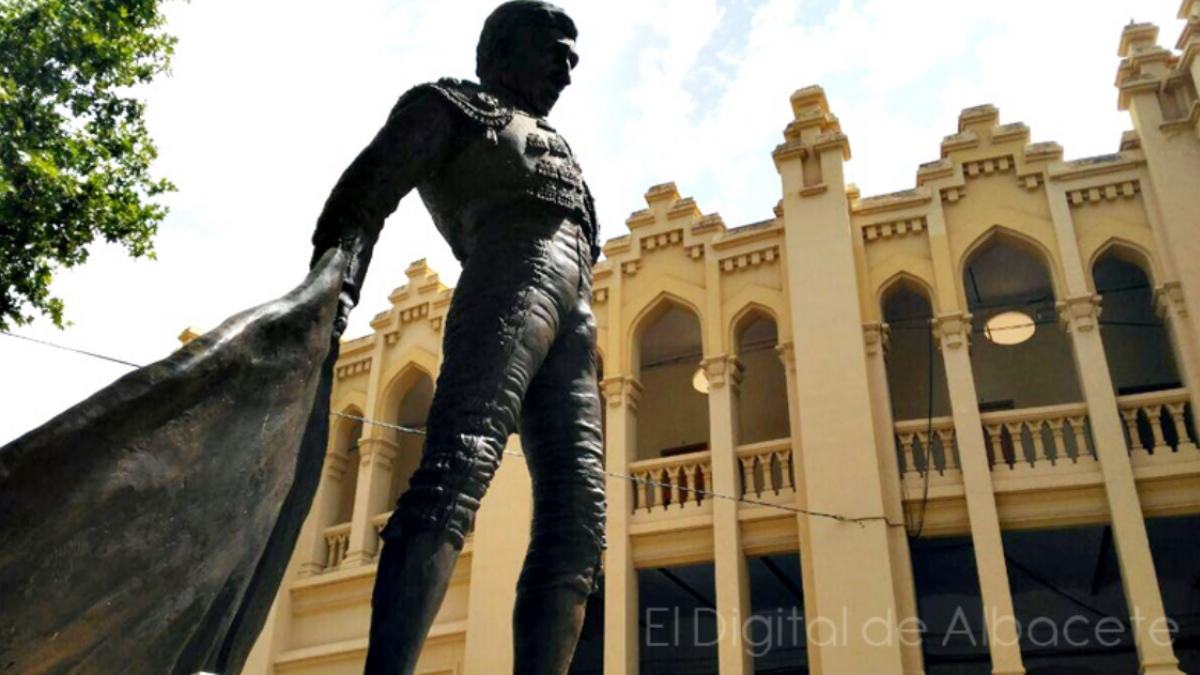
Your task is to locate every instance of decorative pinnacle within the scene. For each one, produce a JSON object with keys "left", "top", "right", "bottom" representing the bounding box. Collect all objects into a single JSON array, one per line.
[
  {"left": 1118, "top": 22, "right": 1160, "bottom": 57},
  {"left": 645, "top": 182, "right": 681, "bottom": 204},
  {"left": 789, "top": 85, "right": 830, "bottom": 119},
  {"left": 958, "top": 104, "right": 999, "bottom": 133},
  {"left": 405, "top": 258, "right": 430, "bottom": 279}
]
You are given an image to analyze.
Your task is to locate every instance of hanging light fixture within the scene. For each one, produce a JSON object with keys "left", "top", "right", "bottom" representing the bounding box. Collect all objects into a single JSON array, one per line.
[
  {"left": 692, "top": 366, "right": 709, "bottom": 394},
  {"left": 984, "top": 310, "right": 1036, "bottom": 345}
]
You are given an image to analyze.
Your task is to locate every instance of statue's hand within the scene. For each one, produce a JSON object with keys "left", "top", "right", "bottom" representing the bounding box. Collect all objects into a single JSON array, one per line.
[{"left": 332, "top": 289, "right": 354, "bottom": 340}]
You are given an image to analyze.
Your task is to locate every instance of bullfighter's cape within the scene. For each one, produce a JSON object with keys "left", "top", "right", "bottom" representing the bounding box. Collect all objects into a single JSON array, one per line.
[{"left": 0, "top": 248, "right": 349, "bottom": 674}]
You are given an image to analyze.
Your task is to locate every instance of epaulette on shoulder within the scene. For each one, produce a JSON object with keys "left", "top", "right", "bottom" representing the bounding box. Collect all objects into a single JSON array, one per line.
[{"left": 423, "top": 77, "right": 513, "bottom": 129}]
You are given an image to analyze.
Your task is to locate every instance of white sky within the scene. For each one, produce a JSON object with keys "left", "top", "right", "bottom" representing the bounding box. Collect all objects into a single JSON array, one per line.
[{"left": 0, "top": 0, "right": 1186, "bottom": 444}]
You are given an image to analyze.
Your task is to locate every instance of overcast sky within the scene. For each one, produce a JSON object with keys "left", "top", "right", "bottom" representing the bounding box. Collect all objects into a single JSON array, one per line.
[{"left": 0, "top": 0, "right": 1186, "bottom": 444}]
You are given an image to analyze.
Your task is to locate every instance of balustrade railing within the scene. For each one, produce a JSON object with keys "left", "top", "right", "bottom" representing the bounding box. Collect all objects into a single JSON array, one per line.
[
  {"left": 323, "top": 522, "right": 351, "bottom": 570},
  {"left": 371, "top": 511, "right": 390, "bottom": 538},
  {"left": 980, "top": 403, "right": 1092, "bottom": 469},
  {"left": 894, "top": 417, "right": 959, "bottom": 476},
  {"left": 1117, "top": 388, "right": 1197, "bottom": 458},
  {"left": 737, "top": 439, "right": 795, "bottom": 498},
  {"left": 629, "top": 450, "right": 712, "bottom": 513}
]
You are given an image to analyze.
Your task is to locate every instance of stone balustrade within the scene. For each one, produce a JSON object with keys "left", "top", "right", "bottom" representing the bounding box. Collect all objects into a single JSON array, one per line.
[
  {"left": 894, "top": 416, "right": 959, "bottom": 476},
  {"left": 1117, "top": 387, "right": 1197, "bottom": 459},
  {"left": 735, "top": 438, "right": 795, "bottom": 498},
  {"left": 980, "top": 402, "right": 1093, "bottom": 470},
  {"left": 628, "top": 449, "right": 712, "bottom": 513},
  {"left": 371, "top": 511, "right": 390, "bottom": 538},
  {"left": 322, "top": 522, "right": 351, "bottom": 570}
]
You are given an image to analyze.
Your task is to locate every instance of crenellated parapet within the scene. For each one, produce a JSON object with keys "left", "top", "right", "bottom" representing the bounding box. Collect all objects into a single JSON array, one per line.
[
  {"left": 333, "top": 258, "right": 451, "bottom": 388},
  {"left": 593, "top": 180, "right": 790, "bottom": 374},
  {"left": 839, "top": 97, "right": 1162, "bottom": 323},
  {"left": 372, "top": 258, "right": 452, "bottom": 341},
  {"left": 597, "top": 182, "right": 784, "bottom": 284}
]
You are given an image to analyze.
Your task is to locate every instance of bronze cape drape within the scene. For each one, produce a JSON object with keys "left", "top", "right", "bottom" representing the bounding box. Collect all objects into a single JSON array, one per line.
[{"left": 0, "top": 249, "right": 348, "bottom": 675}]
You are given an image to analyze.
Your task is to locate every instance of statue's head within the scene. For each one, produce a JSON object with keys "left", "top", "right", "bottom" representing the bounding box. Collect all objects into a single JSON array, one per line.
[{"left": 476, "top": 1, "right": 578, "bottom": 117}]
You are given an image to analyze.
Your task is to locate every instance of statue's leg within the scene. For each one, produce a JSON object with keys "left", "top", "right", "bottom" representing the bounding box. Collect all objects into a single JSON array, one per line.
[
  {"left": 513, "top": 251, "right": 605, "bottom": 675},
  {"left": 365, "top": 223, "right": 583, "bottom": 675}
]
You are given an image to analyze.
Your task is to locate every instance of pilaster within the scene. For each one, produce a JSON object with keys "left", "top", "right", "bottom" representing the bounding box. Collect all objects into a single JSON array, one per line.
[
  {"left": 932, "top": 314, "right": 1025, "bottom": 675},
  {"left": 1177, "top": 1, "right": 1200, "bottom": 103},
  {"left": 343, "top": 435, "right": 398, "bottom": 566},
  {"left": 601, "top": 375, "right": 642, "bottom": 675},
  {"left": 1118, "top": 22, "right": 1200, "bottom": 368},
  {"left": 775, "top": 85, "right": 904, "bottom": 674},
  {"left": 702, "top": 354, "right": 753, "bottom": 675},
  {"left": 1058, "top": 296, "right": 1184, "bottom": 675}
]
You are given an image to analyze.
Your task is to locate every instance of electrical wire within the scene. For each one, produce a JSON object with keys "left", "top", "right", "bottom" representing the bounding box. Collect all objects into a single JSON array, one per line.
[
  {"left": 1, "top": 329, "right": 906, "bottom": 529},
  {"left": 331, "top": 411, "right": 906, "bottom": 528},
  {"left": 1, "top": 330, "right": 142, "bottom": 368}
]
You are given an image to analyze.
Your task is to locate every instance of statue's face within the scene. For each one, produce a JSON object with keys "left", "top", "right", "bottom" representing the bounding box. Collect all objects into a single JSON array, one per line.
[{"left": 501, "top": 22, "right": 579, "bottom": 116}]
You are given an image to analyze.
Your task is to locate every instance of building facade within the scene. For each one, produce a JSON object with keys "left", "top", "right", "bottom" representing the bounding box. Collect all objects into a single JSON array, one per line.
[{"left": 242, "top": 10, "right": 1200, "bottom": 675}]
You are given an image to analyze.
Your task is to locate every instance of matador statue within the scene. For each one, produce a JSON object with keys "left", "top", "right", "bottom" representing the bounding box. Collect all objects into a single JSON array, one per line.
[
  {"left": 310, "top": 2, "right": 605, "bottom": 673},
  {"left": 0, "top": 3, "right": 600, "bottom": 674}
]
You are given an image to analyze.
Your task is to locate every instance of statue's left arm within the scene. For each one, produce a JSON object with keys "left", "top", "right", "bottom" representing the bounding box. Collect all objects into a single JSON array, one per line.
[{"left": 310, "top": 85, "right": 460, "bottom": 335}]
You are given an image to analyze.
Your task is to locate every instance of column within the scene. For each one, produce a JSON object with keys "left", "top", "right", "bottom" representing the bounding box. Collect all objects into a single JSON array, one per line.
[
  {"left": 1059, "top": 296, "right": 1184, "bottom": 675},
  {"left": 298, "top": 447, "right": 353, "bottom": 577},
  {"left": 602, "top": 375, "right": 642, "bottom": 675},
  {"left": 343, "top": 433, "right": 399, "bottom": 566},
  {"left": 703, "top": 354, "right": 753, "bottom": 675},
  {"left": 934, "top": 314, "right": 1024, "bottom": 674},
  {"left": 1047, "top": 170, "right": 1184, "bottom": 673},
  {"left": 863, "top": 323, "right": 924, "bottom": 674},
  {"left": 775, "top": 341, "right": 824, "bottom": 675}
]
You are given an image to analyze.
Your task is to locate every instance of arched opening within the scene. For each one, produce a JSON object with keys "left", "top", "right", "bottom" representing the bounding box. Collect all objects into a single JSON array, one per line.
[
  {"left": 962, "top": 234, "right": 1082, "bottom": 409},
  {"left": 963, "top": 234, "right": 1092, "bottom": 470},
  {"left": 386, "top": 369, "right": 435, "bottom": 510},
  {"left": 882, "top": 279, "right": 950, "bottom": 420},
  {"left": 634, "top": 299, "right": 709, "bottom": 461},
  {"left": 1093, "top": 250, "right": 1195, "bottom": 458},
  {"left": 734, "top": 309, "right": 790, "bottom": 445},
  {"left": 333, "top": 414, "right": 362, "bottom": 526},
  {"left": 881, "top": 278, "right": 952, "bottom": 476},
  {"left": 1093, "top": 251, "right": 1179, "bottom": 395}
]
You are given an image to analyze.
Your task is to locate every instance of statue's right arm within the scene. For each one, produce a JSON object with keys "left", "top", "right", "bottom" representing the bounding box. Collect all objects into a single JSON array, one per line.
[{"left": 309, "top": 87, "right": 458, "bottom": 331}]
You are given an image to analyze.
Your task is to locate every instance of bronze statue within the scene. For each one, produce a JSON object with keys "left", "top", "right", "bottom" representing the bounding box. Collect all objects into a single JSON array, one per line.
[
  {"left": 310, "top": 2, "right": 605, "bottom": 673},
  {"left": 0, "top": 3, "right": 599, "bottom": 674}
]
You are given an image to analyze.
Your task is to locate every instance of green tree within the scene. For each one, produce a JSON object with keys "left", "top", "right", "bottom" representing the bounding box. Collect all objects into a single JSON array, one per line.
[{"left": 0, "top": 0, "right": 175, "bottom": 330}]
